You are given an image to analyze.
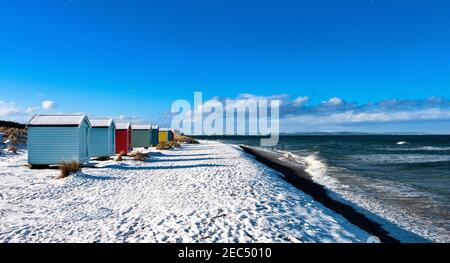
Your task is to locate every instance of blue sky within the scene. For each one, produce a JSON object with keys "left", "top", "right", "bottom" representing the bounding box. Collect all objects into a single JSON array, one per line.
[{"left": 0, "top": 0, "right": 450, "bottom": 133}]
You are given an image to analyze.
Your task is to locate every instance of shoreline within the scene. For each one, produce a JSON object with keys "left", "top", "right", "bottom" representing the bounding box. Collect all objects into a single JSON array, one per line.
[{"left": 240, "top": 145, "right": 400, "bottom": 243}]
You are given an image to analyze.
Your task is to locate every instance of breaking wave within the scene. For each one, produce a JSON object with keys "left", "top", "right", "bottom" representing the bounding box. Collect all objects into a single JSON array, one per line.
[
  {"left": 348, "top": 154, "right": 450, "bottom": 164},
  {"left": 384, "top": 146, "right": 450, "bottom": 151},
  {"left": 277, "top": 151, "right": 338, "bottom": 187},
  {"left": 272, "top": 150, "right": 448, "bottom": 242}
]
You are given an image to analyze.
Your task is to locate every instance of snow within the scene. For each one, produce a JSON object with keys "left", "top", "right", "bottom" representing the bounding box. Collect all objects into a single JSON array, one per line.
[
  {"left": 89, "top": 118, "right": 114, "bottom": 128},
  {"left": 115, "top": 122, "right": 130, "bottom": 130},
  {"left": 27, "top": 114, "right": 87, "bottom": 126},
  {"left": 0, "top": 140, "right": 370, "bottom": 243},
  {"left": 131, "top": 124, "right": 151, "bottom": 130}
]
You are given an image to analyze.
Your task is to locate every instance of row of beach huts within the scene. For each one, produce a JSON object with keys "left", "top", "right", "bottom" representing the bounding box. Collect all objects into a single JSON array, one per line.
[{"left": 26, "top": 114, "right": 177, "bottom": 167}]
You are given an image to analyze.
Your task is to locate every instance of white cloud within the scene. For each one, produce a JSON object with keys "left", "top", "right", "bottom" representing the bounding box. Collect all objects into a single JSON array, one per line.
[
  {"left": 0, "top": 101, "right": 35, "bottom": 123},
  {"left": 0, "top": 101, "right": 21, "bottom": 117},
  {"left": 168, "top": 93, "right": 450, "bottom": 133},
  {"left": 325, "top": 97, "right": 343, "bottom": 105},
  {"left": 115, "top": 114, "right": 144, "bottom": 123},
  {"left": 26, "top": 107, "right": 39, "bottom": 113},
  {"left": 41, "top": 100, "right": 56, "bottom": 110},
  {"left": 238, "top": 93, "right": 289, "bottom": 101},
  {"left": 292, "top": 96, "right": 309, "bottom": 106},
  {"left": 282, "top": 108, "right": 450, "bottom": 125}
]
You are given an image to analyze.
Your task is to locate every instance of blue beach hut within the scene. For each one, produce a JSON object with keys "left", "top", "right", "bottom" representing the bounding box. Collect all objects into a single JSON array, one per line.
[
  {"left": 89, "top": 118, "right": 116, "bottom": 158},
  {"left": 27, "top": 114, "right": 91, "bottom": 166},
  {"left": 0, "top": 132, "right": 5, "bottom": 148},
  {"left": 150, "top": 125, "right": 159, "bottom": 146},
  {"left": 168, "top": 129, "right": 174, "bottom": 141}
]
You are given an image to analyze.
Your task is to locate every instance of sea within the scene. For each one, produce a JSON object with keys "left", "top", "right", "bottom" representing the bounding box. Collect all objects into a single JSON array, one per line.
[{"left": 194, "top": 135, "right": 450, "bottom": 242}]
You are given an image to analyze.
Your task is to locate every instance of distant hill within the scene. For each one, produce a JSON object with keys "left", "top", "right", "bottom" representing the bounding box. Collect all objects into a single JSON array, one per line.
[
  {"left": 0, "top": 120, "right": 26, "bottom": 129},
  {"left": 193, "top": 131, "right": 435, "bottom": 137},
  {"left": 281, "top": 131, "right": 431, "bottom": 136}
]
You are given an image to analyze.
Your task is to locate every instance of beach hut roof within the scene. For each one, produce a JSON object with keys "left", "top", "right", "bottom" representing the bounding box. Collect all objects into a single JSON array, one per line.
[
  {"left": 27, "top": 114, "right": 91, "bottom": 127},
  {"left": 132, "top": 124, "right": 151, "bottom": 130},
  {"left": 159, "top": 128, "right": 170, "bottom": 131},
  {"left": 90, "top": 118, "right": 115, "bottom": 128},
  {"left": 115, "top": 122, "right": 130, "bottom": 130},
  {"left": 151, "top": 125, "right": 159, "bottom": 129}
]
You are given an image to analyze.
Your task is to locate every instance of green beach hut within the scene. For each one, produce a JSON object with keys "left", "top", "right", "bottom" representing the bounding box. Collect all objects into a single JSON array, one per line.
[
  {"left": 131, "top": 124, "right": 151, "bottom": 148},
  {"left": 27, "top": 114, "right": 91, "bottom": 166},
  {"left": 89, "top": 118, "right": 116, "bottom": 158}
]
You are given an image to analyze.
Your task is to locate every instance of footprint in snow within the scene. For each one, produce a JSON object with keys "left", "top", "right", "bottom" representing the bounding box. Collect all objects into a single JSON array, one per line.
[
  {"left": 121, "top": 206, "right": 133, "bottom": 215},
  {"left": 186, "top": 210, "right": 196, "bottom": 216}
]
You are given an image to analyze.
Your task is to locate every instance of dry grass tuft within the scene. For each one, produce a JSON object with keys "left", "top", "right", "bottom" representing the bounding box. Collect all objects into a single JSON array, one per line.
[
  {"left": 1, "top": 126, "right": 27, "bottom": 155},
  {"left": 133, "top": 151, "right": 149, "bottom": 161},
  {"left": 156, "top": 141, "right": 172, "bottom": 150},
  {"left": 57, "top": 161, "right": 81, "bottom": 179},
  {"left": 0, "top": 127, "right": 27, "bottom": 145},
  {"left": 7, "top": 146, "right": 17, "bottom": 154},
  {"left": 116, "top": 151, "right": 126, "bottom": 161},
  {"left": 174, "top": 135, "right": 199, "bottom": 144},
  {"left": 129, "top": 150, "right": 149, "bottom": 161},
  {"left": 169, "top": 140, "right": 181, "bottom": 148}
]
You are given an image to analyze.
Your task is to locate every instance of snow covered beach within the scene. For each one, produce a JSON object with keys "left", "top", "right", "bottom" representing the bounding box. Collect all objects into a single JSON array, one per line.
[{"left": 0, "top": 140, "right": 370, "bottom": 243}]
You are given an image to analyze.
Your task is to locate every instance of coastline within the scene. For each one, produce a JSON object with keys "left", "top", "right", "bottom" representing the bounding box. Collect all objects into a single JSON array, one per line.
[
  {"left": 0, "top": 140, "right": 370, "bottom": 242},
  {"left": 239, "top": 143, "right": 447, "bottom": 243},
  {"left": 198, "top": 136, "right": 447, "bottom": 243},
  {"left": 240, "top": 145, "right": 399, "bottom": 243}
]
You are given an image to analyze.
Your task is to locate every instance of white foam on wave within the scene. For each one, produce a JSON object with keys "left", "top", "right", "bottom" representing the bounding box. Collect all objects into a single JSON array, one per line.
[
  {"left": 396, "top": 141, "right": 409, "bottom": 145},
  {"left": 392, "top": 146, "right": 450, "bottom": 151},
  {"left": 277, "top": 151, "right": 342, "bottom": 189},
  {"left": 349, "top": 154, "right": 450, "bottom": 164},
  {"left": 273, "top": 149, "right": 448, "bottom": 242},
  {"left": 416, "top": 146, "right": 450, "bottom": 151}
]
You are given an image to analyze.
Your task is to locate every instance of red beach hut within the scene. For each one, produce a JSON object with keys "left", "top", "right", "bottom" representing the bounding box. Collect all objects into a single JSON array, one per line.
[{"left": 115, "top": 122, "right": 132, "bottom": 154}]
